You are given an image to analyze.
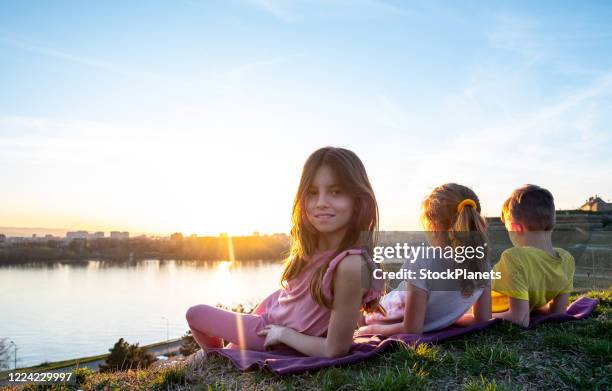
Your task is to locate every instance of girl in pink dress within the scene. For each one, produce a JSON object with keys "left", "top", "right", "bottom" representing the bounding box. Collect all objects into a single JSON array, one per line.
[{"left": 185, "top": 147, "right": 384, "bottom": 360}]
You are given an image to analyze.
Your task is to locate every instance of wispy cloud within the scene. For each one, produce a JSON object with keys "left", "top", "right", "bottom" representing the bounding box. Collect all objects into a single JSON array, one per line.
[
  {"left": 485, "top": 13, "right": 547, "bottom": 62},
  {"left": 0, "top": 36, "right": 184, "bottom": 86},
  {"left": 247, "top": 0, "right": 292, "bottom": 21},
  {"left": 0, "top": 116, "right": 149, "bottom": 169},
  {"left": 219, "top": 52, "right": 307, "bottom": 84},
  {"left": 366, "top": 30, "right": 612, "bottom": 220},
  {"left": 243, "top": 0, "right": 413, "bottom": 22},
  {"left": 484, "top": 11, "right": 612, "bottom": 77},
  {"left": 0, "top": 35, "right": 304, "bottom": 98},
  {"left": 438, "top": 67, "right": 612, "bottom": 208}
]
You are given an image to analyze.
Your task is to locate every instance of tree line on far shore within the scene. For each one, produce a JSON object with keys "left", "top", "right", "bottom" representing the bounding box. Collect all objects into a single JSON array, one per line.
[{"left": 0, "top": 234, "right": 289, "bottom": 264}]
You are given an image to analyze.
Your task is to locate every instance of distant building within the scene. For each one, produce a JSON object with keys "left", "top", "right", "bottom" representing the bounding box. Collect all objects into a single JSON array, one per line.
[
  {"left": 580, "top": 196, "right": 612, "bottom": 212},
  {"left": 92, "top": 232, "right": 105, "bottom": 239},
  {"left": 0, "top": 234, "right": 5, "bottom": 243},
  {"left": 110, "top": 231, "right": 129, "bottom": 240},
  {"left": 66, "top": 231, "right": 89, "bottom": 240},
  {"left": 170, "top": 232, "right": 183, "bottom": 241}
]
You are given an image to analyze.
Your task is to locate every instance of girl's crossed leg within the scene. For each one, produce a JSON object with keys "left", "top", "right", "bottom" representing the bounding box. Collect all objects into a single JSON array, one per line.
[{"left": 186, "top": 304, "right": 267, "bottom": 351}]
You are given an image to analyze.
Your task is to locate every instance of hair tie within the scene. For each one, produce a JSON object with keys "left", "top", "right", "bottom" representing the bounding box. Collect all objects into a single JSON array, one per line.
[{"left": 457, "top": 199, "right": 477, "bottom": 213}]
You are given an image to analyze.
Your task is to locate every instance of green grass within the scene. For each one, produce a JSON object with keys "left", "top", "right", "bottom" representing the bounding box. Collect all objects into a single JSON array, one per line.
[
  {"left": 462, "top": 376, "right": 513, "bottom": 391},
  {"left": 359, "top": 363, "right": 429, "bottom": 391},
  {"left": 458, "top": 341, "right": 520, "bottom": 375},
  {"left": 0, "top": 353, "right": 108, "bottom": 379},
  {"left": 0, "top": 338, "right": 182, "bottom": 381},
  {"left": 3, "top": 289, "right": 611, "bottom": 390},
  {"left": 152, "top": 365, "right": 187, "bottom": 388}
]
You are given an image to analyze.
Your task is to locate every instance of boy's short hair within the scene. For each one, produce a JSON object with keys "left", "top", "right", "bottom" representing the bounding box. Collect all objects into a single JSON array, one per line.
[{"left": 501, "top": 184, "right": 555, "bottom": 231}]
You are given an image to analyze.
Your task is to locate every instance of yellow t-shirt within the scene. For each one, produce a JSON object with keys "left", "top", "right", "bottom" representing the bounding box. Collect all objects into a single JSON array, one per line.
[{"left": 491, "top": 246, "right": 575, "bottom": 312}]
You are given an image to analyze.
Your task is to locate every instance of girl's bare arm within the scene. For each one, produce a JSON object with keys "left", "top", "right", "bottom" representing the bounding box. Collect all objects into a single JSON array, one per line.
[
  {"left": 493, "top": 296, "right": 530, "bottom": 327},
  {"left": 359, "top": 283, "right": 428, "bottom": 336},
  {"left": 259, "top": 254, "right": 366, "bottom": 357}
]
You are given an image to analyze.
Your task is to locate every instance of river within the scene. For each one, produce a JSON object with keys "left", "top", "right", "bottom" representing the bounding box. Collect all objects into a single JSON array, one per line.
[{"left": 0, "top": 259, "right": 283, "bottom": 368}]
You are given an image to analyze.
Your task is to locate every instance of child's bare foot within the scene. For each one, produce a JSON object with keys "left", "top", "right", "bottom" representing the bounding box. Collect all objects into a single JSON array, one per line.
[{"left": 186, "top": 349, "right": 207, "bottom": 371}]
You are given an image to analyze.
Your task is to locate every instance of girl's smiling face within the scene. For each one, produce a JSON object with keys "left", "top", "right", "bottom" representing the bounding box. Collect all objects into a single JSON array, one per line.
[{"left": 305, "top": 165, "right": 354, "bottom": 236}]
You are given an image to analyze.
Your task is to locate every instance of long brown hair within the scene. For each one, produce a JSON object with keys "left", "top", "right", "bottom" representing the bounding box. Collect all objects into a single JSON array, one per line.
[
  {"left": 420, "top": 183, "right": 489, "bottom": 296},
  {"left": 281, "top": 147, "right": 381, "bottom": 313}
]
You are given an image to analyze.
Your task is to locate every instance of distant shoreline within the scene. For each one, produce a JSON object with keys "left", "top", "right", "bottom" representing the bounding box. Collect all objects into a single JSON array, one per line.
[
  {"left": 0, "top": 234, "right": 290, "bottom": 264},
  {"left": 0, "top": 257, "right": 285, "bottom": 266}
]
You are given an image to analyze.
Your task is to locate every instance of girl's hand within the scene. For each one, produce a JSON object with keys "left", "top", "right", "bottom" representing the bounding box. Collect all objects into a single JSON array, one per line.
[
  {"left": 257, "top": 324, "right": 288, "bottom": 349},
  {"left": 356, "top": 325, "right": 374, "bottom": 335}
]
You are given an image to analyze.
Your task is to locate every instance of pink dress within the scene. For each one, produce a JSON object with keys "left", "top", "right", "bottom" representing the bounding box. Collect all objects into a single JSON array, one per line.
[{"left": 186, "top": 248, "right": 383, "bottom": 351}]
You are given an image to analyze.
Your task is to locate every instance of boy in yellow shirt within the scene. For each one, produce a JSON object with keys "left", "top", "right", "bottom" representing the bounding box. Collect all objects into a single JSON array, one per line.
[{"left": 492, "top": 185, "right": 575, "bottom": 327}]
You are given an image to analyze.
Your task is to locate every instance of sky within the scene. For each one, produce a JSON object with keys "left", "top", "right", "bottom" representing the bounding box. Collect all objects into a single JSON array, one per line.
[{"left": 1, "top": 0, "right": 612, "bottom": 236}]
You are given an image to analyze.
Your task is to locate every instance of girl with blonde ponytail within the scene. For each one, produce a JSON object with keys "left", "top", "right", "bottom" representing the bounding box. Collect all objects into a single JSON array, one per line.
[{"left": 359, "top": 183, "right": 492, "bottom": 335}]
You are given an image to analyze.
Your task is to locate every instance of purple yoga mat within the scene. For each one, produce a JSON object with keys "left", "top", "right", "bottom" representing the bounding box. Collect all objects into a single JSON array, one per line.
[{"left": 208, "top": 296, "right": 598, "bottom": 375}]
